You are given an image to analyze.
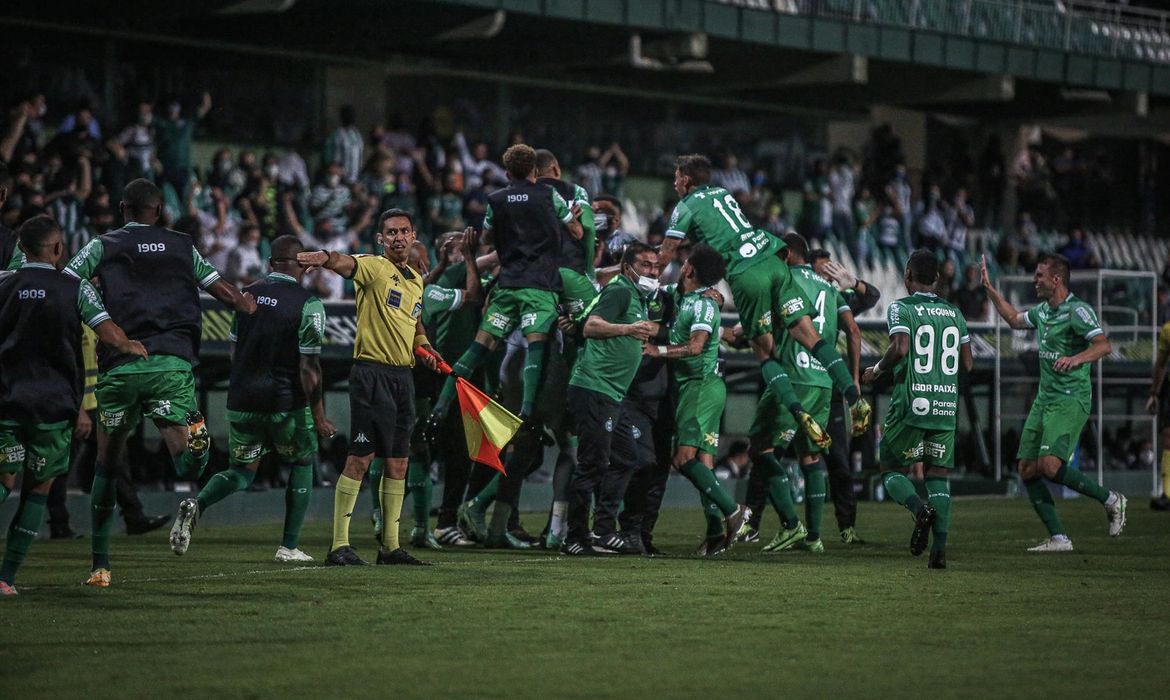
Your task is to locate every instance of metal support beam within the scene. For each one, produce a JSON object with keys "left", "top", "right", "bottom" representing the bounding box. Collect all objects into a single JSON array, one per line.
[{"left": 898, "top": 75, "right": 1015, "bottom": 105}]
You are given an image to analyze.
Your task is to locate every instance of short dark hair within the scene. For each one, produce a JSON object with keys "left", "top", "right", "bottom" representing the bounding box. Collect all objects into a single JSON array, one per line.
[
  {"left": 1038, "top": 252, "right": 1071, "bottom": 284},
  {"left": 906, "top": 249, "right": 940, "bottom": 285},
  {"left": 808, "top": 249, "right": 831, "bottom": 264},
  {"left": 270, "top": 234, "right": 304, "bottom": 262},
  {"left": 378, "top": 208, "right": 414, "bottom": 231},
  {"left": 592, "top": 194, "right": 621, "bottom": 211},
  {"left": 621, "top": 241, "right": 655, "bottom": 268},
  {"left": 503, "top": 144, "right": 537, "bottom": 180},
  {"left": 533, "top": 148, "right": 558, "bottom": 174},
  {"left": 675, "top": 154, "right": 711, "bottom": 187},
  {"left": 121, "top": 178, "right": 162, "bottom": 215},
  {"left": 688, "top": 243, "right": 726, "bottom": 287},
  {"left": 17, "top": 214, "right": 61, "bottom": 249},
  {"left": 781, "top": 231, "right": 809, "bottom": 261}
]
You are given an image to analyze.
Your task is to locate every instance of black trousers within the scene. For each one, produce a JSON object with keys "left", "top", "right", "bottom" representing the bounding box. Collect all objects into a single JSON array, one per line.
[
  {"left": 617, "top": 396, "right": 673, "bottom": 545},
  {"left": 436, "top": 409, "right": 473, "bottom": 528},
  {"left": 824, "top": 394, "right": 858, "bottom": 530},
  {"left": 566, "top": 386, "right": 639, "bottom": 541}
]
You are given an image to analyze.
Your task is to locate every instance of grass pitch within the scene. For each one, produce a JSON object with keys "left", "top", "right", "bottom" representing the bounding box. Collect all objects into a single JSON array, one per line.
[{"left": 1, "top": 498, "right": 1166, "bottom": 698}]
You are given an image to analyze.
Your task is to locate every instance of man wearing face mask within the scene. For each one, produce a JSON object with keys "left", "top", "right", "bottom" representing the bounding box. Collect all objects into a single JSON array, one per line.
[
  {"left": 118, "top": 101, "right": 155, "bottom": 180},
  {"left": 561, "top": 243, "right": 659, "bottom": 555},
  {"left": 155, "top": 92, "right": 212, "bottom": 201},
  {"left": 592, "top": 194, "right": 638, "bottom": 270}
]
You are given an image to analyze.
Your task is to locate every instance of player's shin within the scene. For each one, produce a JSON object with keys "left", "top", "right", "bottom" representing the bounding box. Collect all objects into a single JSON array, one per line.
[
  {"left": 1024, "top": 477, "right": 1065, "bottom": 536},
  {"left": 173, "top": 448, "right": 210, "bottom": 481},
  {"left": 520, "top": 340, "right": 546, "bottom": 418},
  {"left": 760, "top": 359, "right": 804, "bottom": 416},
  {"left": 1053, "top": 464, "right": 1110, "bottom": 504},
  {"left": 0, "top": 492, "right": 48, "bottom": 585},
  {"left": 197, "top": 467, "right": 255, "bottom": 512},
  {"left": 700, "top": 494, "right": 723, "bottom": 536},
  {"left": 367, "top": 459, "right": 384, "bottom": 513},
  {"left": 433, "top": 341, "right": 490, "bottom": 417},
  {"left": 677, "top": 460, "right": 737, "bottom": 516},
  {"left": 924, "top": 476, "right": 950, "bottom": 552},
  {"left": 801, "top": 459, "right": 828, "bottom": 541},
  {"left": 881, "top": 471, "right": 924, "bottom": 515},
  {"left": 282, "top": 464, "right": 313, "bottom": 550},
  {"left": 330, "top": 474, "right": 362, "bottom": 551},
  {"left": 406, "top": 457, "right": 431, "bottom": 529},
  {"left": 810, "top": 340, "right": 860, "bottom": 405},
  {"left": 762, "top": 453, "right": 800, "bottom": 529},
  {"left": 378, "top": 475, "right": 406, "bottom": 550},
  {"left": 90, "top": 462, "right": 118, "bottom": 570}
]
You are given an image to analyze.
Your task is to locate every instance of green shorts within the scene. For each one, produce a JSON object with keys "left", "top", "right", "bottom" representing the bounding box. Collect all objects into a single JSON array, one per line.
[
  {"left": 728, "top": 255, "right": 815, "bottom": 340},
  {"left": 0, "top": 420, "right": 73, "bottom": 482},
  {"left": 674, "top": 375, "right": 726, "bottom": 455},
  {"left": 227, "top": 407, "right": 317, "bottom": 467},
  {"left": 480, "top": 287, "right": 559, "bottom": 339},
  {"left": 749, "top": 383, "right": 831, "bottom": 455},
  {"left": 1017, "top": 397, "right": 1089, "bottom": 464},
  {"left": 559, "top": 268, "right": 599, "bottom": 321},
  {"left": 879, "top": 417, "right": 956, "bottom": 469},
  {"left": 96, "top": 369, "right": 198, "bottom": 432}
]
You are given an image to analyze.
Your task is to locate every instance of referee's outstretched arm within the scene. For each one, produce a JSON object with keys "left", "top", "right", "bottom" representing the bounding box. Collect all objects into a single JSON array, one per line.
[{"left": 298, "top": 250, "right": 357, "bottom": 278}]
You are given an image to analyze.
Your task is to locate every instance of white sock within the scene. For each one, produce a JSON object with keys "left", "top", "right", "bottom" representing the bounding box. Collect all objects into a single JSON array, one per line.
[
  {"left": 549, "top": 500, "right": 568, "bottom": 538},
  {"left": 1052, "top": 534, "right": 1071, "bottom": 542},
  {"left": 1105, "top": 492, "right": 1119, "bottom": 508}
]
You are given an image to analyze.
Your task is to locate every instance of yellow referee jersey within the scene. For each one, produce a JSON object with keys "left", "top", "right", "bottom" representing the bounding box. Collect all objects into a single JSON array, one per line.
[
  {"left": 1159, "top": 322, "right": 1170, "bottom": 359},
  {"left": 351, "top": 254, "right": 424, "bottom": 367}
]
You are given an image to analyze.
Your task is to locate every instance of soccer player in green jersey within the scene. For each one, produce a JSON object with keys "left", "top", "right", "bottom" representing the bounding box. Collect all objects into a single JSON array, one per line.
[
  {"left": 982, "top": 253, "right": 1126, "bottom": 552},
  {"left": 750, "top": 233, "right": 861, "bottom": 554},
  {"left": 863, "top": 250, "right": 972, "bottom": 569},
  {"left": 659, "top": 155, "right": 871, "bottom": 447},
  {"left": 168, "top": 236, "right": 336, "bottom": 562},
  {"left": 647, "top": 243, "right": 752, "bottom": 555}
]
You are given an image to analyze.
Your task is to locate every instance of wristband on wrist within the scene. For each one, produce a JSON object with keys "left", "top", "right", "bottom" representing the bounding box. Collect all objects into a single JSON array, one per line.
[
  {"left": 413, "top": 334, "right": 429, "bottom": 349},
  {"left": 657, "top": 345, "right": 668, "bottom": 357}
]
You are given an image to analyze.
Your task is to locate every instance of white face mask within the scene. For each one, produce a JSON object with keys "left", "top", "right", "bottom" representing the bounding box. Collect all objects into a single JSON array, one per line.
[
  {"left": 326, "top": 174, "right": 340, "bottom": 188},
  {"left": 635, "top": 274, "right": 660, "bottom": 297}
]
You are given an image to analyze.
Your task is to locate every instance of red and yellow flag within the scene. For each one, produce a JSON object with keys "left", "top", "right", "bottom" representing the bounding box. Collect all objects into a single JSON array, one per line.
[{"left": 415, "top": 347, "right": 521, "bottom": 475}]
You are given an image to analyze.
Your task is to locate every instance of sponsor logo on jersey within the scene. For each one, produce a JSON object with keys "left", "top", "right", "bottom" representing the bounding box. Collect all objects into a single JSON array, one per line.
[
  {"left": 234, "top": 444, "right": 263, "bottom": 461},
  {"left": 924, "top": 441, "right": 947, "bottom": 459},
  {"left": 487, "top": 312, "right": 510, "bottom": 330},
  {"left": 781, "top": 298, "right": 804, "bottom": 318},
  {"left": 902, "top": 444, "right": 925, "bottom": 460},
  {"left": 912, "top": 397, "right": 931, "bottom": 416},
  {"left": 100, "top": 409, "right": 127, "bottom": 429},
  {"left": 151, "top": 400, "right": 172, "bottom": 417},
  {"left": 521, "top": 312, "right": 538, "bottom": 329},
  {"left": 1, "top": 444, "right": 26, "bottom": 464}
]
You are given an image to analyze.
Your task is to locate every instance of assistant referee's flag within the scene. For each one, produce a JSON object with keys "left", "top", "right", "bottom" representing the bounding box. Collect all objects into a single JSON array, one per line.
[{"left": 415, "top": 346, "right": 521, "bottom": 475}]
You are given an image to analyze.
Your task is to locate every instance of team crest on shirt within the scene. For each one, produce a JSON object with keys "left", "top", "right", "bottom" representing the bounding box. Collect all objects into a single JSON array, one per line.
[
  {"left": 605, "top": 418, "right": 614, "bottom": 432},
  {"left": 759, "top": 311, "right": 772, "bottom": 328},
  {"left": 704, "top": 432, "right": 719, "bottom": 447},
  {"left": 412, "top": 301, "right": 423, "bottom": 319},
  {"left": 631, "top": 426, "right": 641, "bottom": 440}
]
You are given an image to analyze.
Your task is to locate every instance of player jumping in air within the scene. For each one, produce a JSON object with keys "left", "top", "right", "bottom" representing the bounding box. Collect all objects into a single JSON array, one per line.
[
  {"left": 982, "top": 253, "right": 1126, "bottom": 551},
  {"left": 864, "top": 250, "right": 972, "bottom": 569}
]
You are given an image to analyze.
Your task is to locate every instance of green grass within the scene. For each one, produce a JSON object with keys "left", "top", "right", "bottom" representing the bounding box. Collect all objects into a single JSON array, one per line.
[{"left": 2, "top": 498, "right": 1166, "bottom": 698}]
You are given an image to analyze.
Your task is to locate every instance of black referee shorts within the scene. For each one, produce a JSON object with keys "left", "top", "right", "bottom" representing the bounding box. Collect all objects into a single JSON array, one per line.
[{"left": 348, "top": 361, "right": 415, "bottom": 459}]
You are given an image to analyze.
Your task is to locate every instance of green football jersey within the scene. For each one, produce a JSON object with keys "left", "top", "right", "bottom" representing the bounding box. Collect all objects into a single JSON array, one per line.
[
  {"left": 666, "top": 185, "right": 783, "bottom": 278},
  {"left": 778, "top": 264, "right": 849, "bottom": 388},
  {"left": 571, "top": 183, "right": 597, "bottom": 280},
  {"left": 669, "top": 289, "right": 720, "bottom": 383},
  {"left": 569, "top": 274, "right": 647, "bottom": 402},
  {"left": 886, "top": 292, "right": 970, "bottom": 431},
  {"left": 1025, "top": 293, "right": 1103, "bottom": 411},
  {"left": 422, "top": 283, "right": 464, "bottom": 318}
]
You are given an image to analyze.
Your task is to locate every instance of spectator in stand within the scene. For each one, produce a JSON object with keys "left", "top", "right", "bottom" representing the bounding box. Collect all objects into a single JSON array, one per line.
[
  {"left": 763, "top": 202, "right": 788, "bottom": 238},
  {"left": 874, "top": 201, "right": 902, "bottom": 264},
  {"left": 102, "top": 138, "right": 131, "bottom": 200},
  {"left": 454, "top": 131, "right": 506, "bottom": 191},
  {"left": 309, "top": 163, "right": 351, "bottom": 232},
  {"left": 0, "top": 92, "right": 47, "bottom": 165},
  {"left": 576, "top": 146, "right": 604, "bottom": 200},
  {"left": 226, "top": 223, "right": 264, "bottom": 286},
  {"left": 428, "top": 171, "right": 465, "bottom": 236},
  {"left": 119, "top": 100, "right": 155, "bottom": 180},
  {"left": 46, "top": 154, "right": 92, "bottom": 254},
  {"left": 237, "top": 167, "right": 280, "bottom": 242},
  {"left": 155, "top": 92, "right": 211, "bottom": 201},
  {"left": 935, "top": 258, "right": 957, "bottom": 302},
  {"left": 978, "top": 135, "right": 1005, "bottom": 229},
  {"left": 711, "top": 153, "right": 750, "bottom": 195},
  {"left": 945, "top": 187, "right": 975, "bottom": 265},
  {"left": 324, "top": 105, "right": 363, "bottom": 184},
  {"left": 913, "top": 184, "right": 948, "bottom": 253},
  {"left": 997, "top": 211, "right": 1040, "bottom": 272},
  {"left": 58, "top": 99, "right": 102, "bottom": 141},
  {"left": 82, "top": 187, "right": 115, "bottom": 240},
  {"left": 1058, "top": 227, "right": 1100, "bottom": 270},
  {"left": 828, "top": 153, "right": 857, "bottom": 260},
  {"left": 462, "top": 180, "right": 490, "bottom": 232},
  {"left": 955, "top": 262, "right": 989, "bottom": 322},
  {"left": 600, "top": 142, "right": 629, "bottom": 196},
  {"left": 885, "top": 161, "right": 913, "bottom": 248},
  {"left": 853, "top": 186, "right": 879, "bottom": 269},
  {"left": 362, "top": 152, "right": 397, "bottom": 213},
  {"left": 799, "top": 158, "right": 831, "bottom": 247}
]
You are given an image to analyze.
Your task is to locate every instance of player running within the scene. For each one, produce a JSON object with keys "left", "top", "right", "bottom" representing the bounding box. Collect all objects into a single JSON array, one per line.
[
  {"left": 66, "top": 179, "right": 256, "bottom": 588},
  {"left": 168, "top": 235, "right": 336, "bottom": 562},
  {"left": 749, "top": 232, "right": 861, "bottom": 554},
  {"left": 658, "top": 156, "right": 871, "bottom": 446},
  {"left": 649, "top": 243, "right": 751, "bottom": 555},
  {"left": 982, "top": 253, "right": 1126, "bottom": 551},
  {"left": 863, "top": 250, "right": 972, "bottom": 569},
  {"left": 0, "top": 216, "right": 145, "bottom": 595}
]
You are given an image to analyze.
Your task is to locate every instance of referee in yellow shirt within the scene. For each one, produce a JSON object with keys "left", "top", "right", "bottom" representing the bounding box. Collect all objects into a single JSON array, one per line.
[{"left": 298, "top": 208, "right": 441, "bottom": 565}]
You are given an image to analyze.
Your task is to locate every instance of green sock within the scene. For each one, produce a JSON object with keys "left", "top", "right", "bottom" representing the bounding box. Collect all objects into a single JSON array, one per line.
[
  {"left": 762, "top": 452, "right": 799, "bottom": 529},
  {"left": 0, "top": 492, "right": 47, "bottom": 585},
  {"left": 700, "top": 494, "right": 723, "bottom": 537},
  {"left": 881, "top": 471, "right": 924, "bottom": 516},
  {"left": 434, "top": 340, "right": 490, "bottom": 416},
  {"left": 471, "top": 473, "right": 500, "bottom": 509},
  {"left": 282, "top": 464, "right": 313, "bottom": 549},
  {"left": 90, "top": 463, "right": 117, "bottom": 570},
  {"left": 368, "top": 459, "right": 385, "bottom": 512},
  {"left": 196, "top": 467, "right": 255, "bottom": 512},
  {"left": 173, "top": 449, "right": 210, "bottom": 480},
  {"left": 1025, "top": 477, "right": 1065, "bottom": 536},
  {"left": 761, "top": 359, "right": 804, "bottom": 416},
  {"left": 407, "top": 456, "right": 432, "bottom": 528},
  {"left": 1054, "top": 464, "right": 1110, "bottom": 504},
  {"left": 488, "top": 501, "right": 512, "bottom": 539},
  {"left": 0, "top": 482, "right": 10, "bottom": 505},
  {"left": 520, "top": 340, "right": 546, "bottom": 417},
  {"left": 810, "top": 339, "right": 859, "bottom": 404},
  {"left": 801, "top": 459, "right": 828, "bottom": 540},
  {"left": 677, "top": 460, "right": 737, "bottom": 516},
  {"left": 925, "top": 476, "right": 951, "bottom": 552}
]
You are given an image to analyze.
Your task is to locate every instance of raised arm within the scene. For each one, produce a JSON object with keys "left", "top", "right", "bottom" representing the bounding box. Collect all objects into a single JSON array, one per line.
[
  {"left": 297, "top": 249, "right": 357, "bottom": 279},
  {"left": 462, "top": 228, "right": 484, "bottom": 303},
  {"left": 207, "top": 279, "right": 257, "bottom": 314},
  {"left": 981, "top": 254, "right": 1029, "bottom": 329}
]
